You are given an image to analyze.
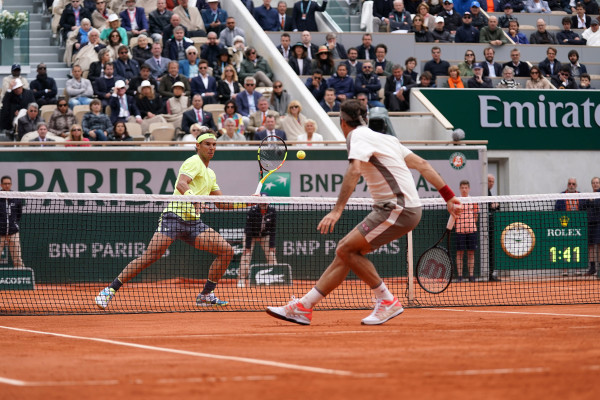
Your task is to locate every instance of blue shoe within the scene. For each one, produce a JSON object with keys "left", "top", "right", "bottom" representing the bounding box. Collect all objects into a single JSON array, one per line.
[
  {"left": 196, "top": 291, "right": 229, "bottom": 306},
  {"left": 95, "top": 287, "right": 115, "bottom": 309}
]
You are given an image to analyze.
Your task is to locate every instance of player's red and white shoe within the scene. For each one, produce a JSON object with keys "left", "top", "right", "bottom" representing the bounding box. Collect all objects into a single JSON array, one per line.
[
  {"left": 361, "top": 297, "right": 404, "bottom": 325},
  {"left": 266, "top": 297, "right": 312, "bottom": 325}
]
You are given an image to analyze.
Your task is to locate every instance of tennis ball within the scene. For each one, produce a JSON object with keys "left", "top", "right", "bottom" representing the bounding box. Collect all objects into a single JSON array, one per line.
[{"left": 297, "top": 150, "right": 306, "bottom": 160}]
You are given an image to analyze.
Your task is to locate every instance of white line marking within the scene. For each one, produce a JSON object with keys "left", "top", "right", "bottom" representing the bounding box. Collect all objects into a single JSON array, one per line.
[
  {"left": 442, "top": 367, "right": 549, "bottom": 376},
  {"left": 0, "top": 325, "right": 386, "bottom": 379},
  {"left": 0, "top": 375, "right": 276, "bottom": 387},
  {"left": 0, "top": 377, "right": 26, "bottom": 386},
  {"left": 425, "top": 308, "right": 600, "bottom": 318},
  {"left": 112, "top": 330, "right": 398, "bottom": 340}
]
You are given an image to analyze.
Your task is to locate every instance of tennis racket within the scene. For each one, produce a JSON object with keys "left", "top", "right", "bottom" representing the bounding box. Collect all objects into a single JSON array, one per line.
[
  {"left": 254, "top": 135, "right": 288, "bottom": 195},
  {"left": 416, "top": 216, "right": 455, "bottom": 294}
]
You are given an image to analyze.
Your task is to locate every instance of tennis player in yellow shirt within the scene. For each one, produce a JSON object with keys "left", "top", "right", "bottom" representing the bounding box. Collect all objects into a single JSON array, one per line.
[{"left": 95, "top": 133, "right": 239, "bottom": 309}]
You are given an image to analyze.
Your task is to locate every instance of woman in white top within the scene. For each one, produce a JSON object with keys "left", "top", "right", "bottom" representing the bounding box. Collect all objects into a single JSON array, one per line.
[
  {"left": 279, "top": 100, "right": 308, "bottom": 142},
  {"left": 296, "top": 119, "right": 324, "bottom": 147}
]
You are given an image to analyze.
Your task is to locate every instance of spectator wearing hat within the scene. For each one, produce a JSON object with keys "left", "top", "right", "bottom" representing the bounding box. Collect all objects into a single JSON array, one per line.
[
  {"left": 120, "top": 0, "right": 149, "bottom": 38},
  {"left": 507, "top": 20, "right": 529, "bottom": 44},
  {"left": 291, "top": 0, "right": 328, "bottom": 32},
  {"left": 254, "top": 0, "right": 279, "bottom": 31},
  {"left": 583, "top": 18, "right": 600, "bottom": 46},
  {"left": 479, "top": 16, "right": 508, "bottom": 46},
  {"left": 149, "top": 0, "right": 173, "bottom": 43},
  {"left": 312, "top": 46, "right": 335, "bottom": 76},
  {"left": 1, "top": 79, "right": 36, "bottom": 134},
  {"left": 431, "top": 16, "right": 452, "bottom": 42},
  {"left": 164, "top": 81, "right": 190, "bottom": 128},
  {"left": 437, "top": 0, "right": 462, "bottom": 36},
  {"left": 202, "top": 0, "right": 228, "bottom": 34},
  {"left": 108, "top": 80, "right": 143, "bottom": 125},
  {"left": 136, "top": 80, "right": 168, "bottom": 135},
  {"left": 467, "top": 63, "right": 492, "bottom": 88},
  {"left": 1, "top": 64, "right": 30, "bottom": 103},
  {"left": 30, "top": 64, "right": 58, "bottom": 107},
  {"left": 455, "top": 12, "right": 480, "bottom": 43},
  {"left": 100, "top": 13, "right": 129, "bottom": 45},
  {"left": 324, "top": 32, "right": 347, "bottom": 60},
  {"left": 200, "top": 31, "right": 225, "bottom": 67},
  {"left": 59, "top": 0, "right": 93, "bottom": 41},
  {"left": 289, "top": 42, "right": 312, "bottom": 75},
  {"left": 559, "top": 17, "right": 585, "bottom": 45},
  {"left": 468, "top": 2, "right": 487, "bottom": 30},
  {"left": 498, "top": 4, "right": 517, "bottom": 28}
]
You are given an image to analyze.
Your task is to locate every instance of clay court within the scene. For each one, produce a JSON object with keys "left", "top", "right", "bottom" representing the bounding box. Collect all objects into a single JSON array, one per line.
[{"left": 1, "top": 303, "right": 599, "bottom": 400}]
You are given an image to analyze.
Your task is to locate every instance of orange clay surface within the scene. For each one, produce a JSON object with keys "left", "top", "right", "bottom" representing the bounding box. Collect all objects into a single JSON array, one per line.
[{"left": 1, "top": 305, "right": 600, "bottom": 400}]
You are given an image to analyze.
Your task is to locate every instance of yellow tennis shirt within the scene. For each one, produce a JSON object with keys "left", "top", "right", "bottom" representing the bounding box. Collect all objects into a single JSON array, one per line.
[{"left": 163, "top": 154, "right": 220, "bottom": 221}]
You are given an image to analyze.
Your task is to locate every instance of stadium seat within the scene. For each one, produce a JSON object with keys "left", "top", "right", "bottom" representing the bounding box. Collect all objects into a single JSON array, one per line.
[
  {"left": 203, "top": 104, "right": 225, "bottom": 129},
  {"left": 149, "top": 123, "right": 176, "bottom": 142},
  {"left": 73, "top": 105, "right": 90, "bottom": 125},
  {"left": 41, "top": 105, "right": 57, "bottom": 123},
  {"left": 125, "top": 122, "right": 144, "bottom": 141}
]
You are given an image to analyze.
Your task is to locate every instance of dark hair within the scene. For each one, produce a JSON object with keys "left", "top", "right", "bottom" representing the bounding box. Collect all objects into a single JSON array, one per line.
[
  {"left": 405, "top": 56, "right": 417, "bottom": 68},
  {"left": 420, "top": 71, "right": 433, "bottom": 80},
  {"left": 459, "top": 180, "right": 470, "bottom": 186},
  {"left": 580, "top": 73, "right": 591, "bottom": 80},
  {"left": 281, "top": 32, "right": 290, "bottom": 38},
  {"left": 568, "top": 49, "right": 579, "bottom": 59},
  {"left": 224, "top": 99, "right": 237, "bottom": 114},
  {"left": 1, "top": 176, "right": 12, "bottom": 183},
  {"left": 140, "top": 63, "right": 151, "bottom": 71},
  {"left": 562, "top": 16, "right": 571, "bottom": 25},
  {"left": 340, "top": 99, "right": 368, "bottom": 128},
  {"left": 375, "top": 44, "right": 387, "bottom": 53},
  {"left": 559, "top": 64, "right": 571, "bottom": 74},
  {"left": 313, "top": 68, "right": 324, "bottom": 75},
  {"left": 113, "top": 121, "right": 130, "bottom": 138}
]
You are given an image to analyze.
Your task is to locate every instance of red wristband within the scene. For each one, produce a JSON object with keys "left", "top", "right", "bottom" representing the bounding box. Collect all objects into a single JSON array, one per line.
[{"left": 439, "top": 185, "right": 455, "bottom": 202}]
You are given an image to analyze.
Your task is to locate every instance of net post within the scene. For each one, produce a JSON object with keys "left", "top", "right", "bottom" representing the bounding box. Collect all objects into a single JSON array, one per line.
[{"left": 407, "top": 231, "right": 415, "bottom": 303}]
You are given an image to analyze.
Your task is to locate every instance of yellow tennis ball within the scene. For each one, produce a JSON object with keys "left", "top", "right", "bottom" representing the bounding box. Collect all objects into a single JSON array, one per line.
[{"left": 297, "top": 150, "right": 306, "bottom": 160}]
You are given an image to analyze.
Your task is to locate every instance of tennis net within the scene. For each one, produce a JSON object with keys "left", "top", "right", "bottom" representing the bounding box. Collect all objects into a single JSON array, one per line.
[{"left": 0, "top": 191, "right": 599, "bottom": 315}]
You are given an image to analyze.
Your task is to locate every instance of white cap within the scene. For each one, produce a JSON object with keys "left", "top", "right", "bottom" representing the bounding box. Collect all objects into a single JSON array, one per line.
[
  {"left": 140, "top": 80, "right": 152, "bottom": 88},
  {"left": 11, "top": 78, "right": 23, "bottom": 90},
  {"left": 172, "top": 81, "right": 185, "bottom": 89},
  {"left": 435, "top": 16, "right": 444, "bottom": 23},
  {"left": 115, "top": 80, "right": 126, "bottom": 89},
  {"left": 108, "top": 14, "right": 119, "bottom": 22}
]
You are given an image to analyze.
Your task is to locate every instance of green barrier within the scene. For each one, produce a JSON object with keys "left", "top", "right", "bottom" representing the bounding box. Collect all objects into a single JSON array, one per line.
[{"left": 0, "top": 268, "right": 36, "bottom": 290}]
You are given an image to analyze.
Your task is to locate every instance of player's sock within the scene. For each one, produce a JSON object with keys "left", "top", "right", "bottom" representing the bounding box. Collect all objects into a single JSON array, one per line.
[
  {"left": 372, "top": 281, "right": 394, "bottom": 301},
  {"left": 201, "top": 280, "right": 217, "bottom": 295},
  {"left": 300, "top": 287, "right": 324, "bottom": 309},
  {"left": 109, "top": 278, "right": 123, "bottom": 292}
]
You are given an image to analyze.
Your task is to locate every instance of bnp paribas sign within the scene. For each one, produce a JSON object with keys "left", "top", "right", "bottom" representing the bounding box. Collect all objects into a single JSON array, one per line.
[{"left": 420, "top": 89, "right": 600, "bottom": 150}]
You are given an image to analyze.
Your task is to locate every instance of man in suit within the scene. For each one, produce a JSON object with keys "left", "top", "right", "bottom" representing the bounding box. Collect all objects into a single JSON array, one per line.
[
  {"left": 158, "top": 60, "right": 192, "bottom": 98},
  {"left": 356, "top": 33, "right": 376, "bottom": 60},
  {"left": 114, "top": 45, "right": 141, "bottom": 82},
  {"left": 145, "top": 43, "right": 171, "bottom": 80},
  {"left": 373, "top": 44, "right": 394, "bottom": 77},
  {"left": 149, "top": 0, "right": 173, "bottom": 43},
  {"left": 384, "top": 64, "right": 413, "bottom": 112},
  {"left": 291, "top": 0, "right": 328, "bottom": 32},
  {"left": 190, "top": 60, "right": 218, "bottom": 104},
  {"left": 324, "top": 32, "right": 347, "bottom": 59},
  {"left": 181, "top": 94, "right": 217, "bottom": 134},
  {"left": 481, "top": 46, "right": 502, "bottom": 78},
  {"left": 93, "top": 63, "right": 124, "bottom": 108},
  {"left": 319, "top": 88, "right": 340, "bottom": 112},
  {"left": 29, "top": 122, "right": 55, "bottom": 145},
  {"left": 165, "top": 26, "right": 194, "bottom": 61},
  {"left": 236, "top": 77, "right": 263, "bottom": 117},
  {"left": 277, "top": 33, "right": 292, "bottom": 60},
  {"left": 276, "top": 1, "right": 294, "bottom": 31},
  {"left": 254, "top": 0, "right": 279, "bottom": 31},
  {"left": 254, "top": 115, "right": 286, "bottom": 141},
  {"left": 108, "top": 80, "right": 143, "bottom": 125},
  {"left": 301, "top": 31, "right": 319, "bottom": 60},
  {"left": 120, "top": 0, "right": 149, "bottom": 38},
  {"left": 202, "top": 0, "right": 228, "bottom": 34},
  {"left": 246, "top": 97, "right": 281, "bottom": 140}
]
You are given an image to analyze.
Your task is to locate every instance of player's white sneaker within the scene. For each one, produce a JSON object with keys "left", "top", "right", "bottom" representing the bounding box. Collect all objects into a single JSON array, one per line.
[
  {"left": 361, "top": 297, "right": 404, "bottom": 325},
  {"left": 266, "top": 297, "right": 312, "bottom": 325},
  {"left": 95, "top": 287, "right": 115, "bottom": 309}
]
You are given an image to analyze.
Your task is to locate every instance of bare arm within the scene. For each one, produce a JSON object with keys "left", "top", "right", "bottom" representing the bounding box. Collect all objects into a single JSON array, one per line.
[
  {"left": 405, "top": 153, "right": 462, "bottom": 218},
  {"left": 317, "top": 159, "right": 362, "bottom": 234}
]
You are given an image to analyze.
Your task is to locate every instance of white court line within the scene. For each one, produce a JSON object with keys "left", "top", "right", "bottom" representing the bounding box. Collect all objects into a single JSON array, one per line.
[
  {"left": 0, "top": 375, "right": 275, "bottom": 387},
  {"left": 424, "top": 308, "right": 600, "bottom": 318},
  {"left": 0, "top": 325, "right": 386, "bottom": 379},
  {"left": 441, "top": 367, "right": 550, "bottom": 376}
]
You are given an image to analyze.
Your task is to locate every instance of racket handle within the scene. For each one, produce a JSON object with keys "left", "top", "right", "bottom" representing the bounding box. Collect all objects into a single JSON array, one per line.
[
  {"left": 254, "top": 181, "right": 263, "bottom": 196},
  {"left": 446, "top": 215, "right": 455, "bottom": 230}
]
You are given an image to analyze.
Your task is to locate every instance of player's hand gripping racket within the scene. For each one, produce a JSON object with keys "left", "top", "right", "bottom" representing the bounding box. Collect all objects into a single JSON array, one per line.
[
  {"left": 416, "top": 216, "right": 455, "bottom": 294},
  {"left": 255, "top": 135, "right": 287, "bottom": 195}
]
